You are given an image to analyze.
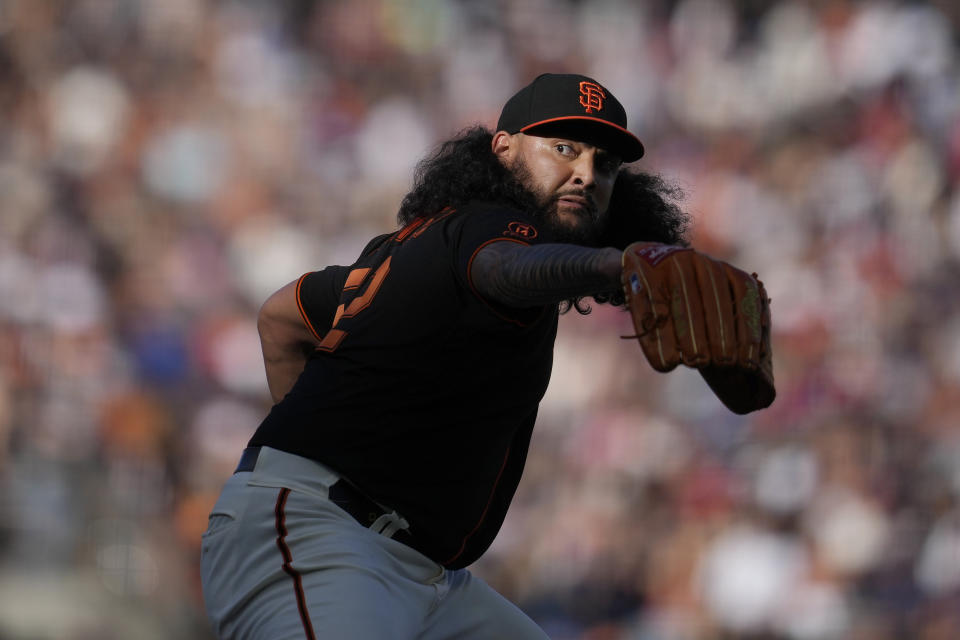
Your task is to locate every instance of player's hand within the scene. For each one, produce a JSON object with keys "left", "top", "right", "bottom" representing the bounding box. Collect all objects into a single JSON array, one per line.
[{"left": 621, "top": 241, "right": 774, "bottom": 414}]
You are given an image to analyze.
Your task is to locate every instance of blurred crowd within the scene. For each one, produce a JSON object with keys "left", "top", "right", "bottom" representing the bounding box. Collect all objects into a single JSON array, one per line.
[{"left": 2, "top": 0, "right": 960, "bottom": 638}]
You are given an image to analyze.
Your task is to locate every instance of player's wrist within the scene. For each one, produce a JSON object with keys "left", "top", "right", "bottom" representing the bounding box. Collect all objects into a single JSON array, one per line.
[{"left": 598, "top": 246, "right": 624, "bottom": 283}]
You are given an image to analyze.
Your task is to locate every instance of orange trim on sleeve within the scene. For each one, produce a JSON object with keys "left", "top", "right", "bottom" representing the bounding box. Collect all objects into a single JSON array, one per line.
[{"left": 295, "top": 273, "right": 324, "bottom": 342}]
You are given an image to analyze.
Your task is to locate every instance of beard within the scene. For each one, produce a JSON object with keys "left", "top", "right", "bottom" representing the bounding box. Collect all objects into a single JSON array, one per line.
[{"left": 508, "top": 155, "right": 606, "bottom": 247}]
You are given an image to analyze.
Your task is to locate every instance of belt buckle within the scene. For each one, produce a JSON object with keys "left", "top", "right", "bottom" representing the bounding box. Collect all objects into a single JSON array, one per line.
[{"left": 329, "top": 480, "right": 411, "bottom": 542}]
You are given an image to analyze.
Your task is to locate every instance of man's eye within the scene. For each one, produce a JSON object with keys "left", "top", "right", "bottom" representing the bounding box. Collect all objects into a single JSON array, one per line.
[{"left": 555, "top": 144, "right": 574, "bottom": 156}]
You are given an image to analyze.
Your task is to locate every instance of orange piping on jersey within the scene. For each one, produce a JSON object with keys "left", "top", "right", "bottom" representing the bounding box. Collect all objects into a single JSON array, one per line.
[
  {"left": 295, "top": 273, "right": 324, "bottom": 342},
  {"left": 343, "top": 268, "right": 370, "bottom": 290},
  {"left": 394, "top": 217, "right": 424, "bottom": 242},
  {"left": 443, "top": 446, "right": 512, "bottom": 567},
  {"left": 466, "top": 238, "right": 536, "bottom": 328}
]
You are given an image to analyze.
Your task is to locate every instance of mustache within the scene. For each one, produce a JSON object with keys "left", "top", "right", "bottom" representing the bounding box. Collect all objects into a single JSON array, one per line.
[{"left": 550, "top": 190, "right": 598, "bottom": 215}]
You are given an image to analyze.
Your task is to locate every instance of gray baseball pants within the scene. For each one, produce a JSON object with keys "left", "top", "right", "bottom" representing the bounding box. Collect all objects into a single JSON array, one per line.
[{"left": 200, "top": 446, "right": 549, "bottom": 639}]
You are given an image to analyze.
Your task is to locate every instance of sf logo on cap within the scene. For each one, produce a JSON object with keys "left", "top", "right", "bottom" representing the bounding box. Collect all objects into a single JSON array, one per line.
[{"left": 579, "top": 81, "right": 606, "bottom": 114}]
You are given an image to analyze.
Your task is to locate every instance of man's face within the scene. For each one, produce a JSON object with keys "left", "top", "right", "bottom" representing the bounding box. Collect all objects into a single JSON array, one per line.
[{"left": 494, "top": 131, "right": 621, "bottom": 245}]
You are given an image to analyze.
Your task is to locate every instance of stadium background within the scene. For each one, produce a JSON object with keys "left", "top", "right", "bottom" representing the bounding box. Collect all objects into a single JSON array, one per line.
[{"left": 3, "top": 0, "right": 960, "bottom": 637}]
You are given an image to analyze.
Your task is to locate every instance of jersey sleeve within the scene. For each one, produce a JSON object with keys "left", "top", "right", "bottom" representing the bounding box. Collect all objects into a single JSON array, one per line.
[
  {"left": 454, "top": 204, "right": 546, "bottom": 284},
  {"left": 452, "top": 203, "right": 550, "bottom": 324},
  {"left": 295, "top": 265, "right": 351, "bottom": 341}
]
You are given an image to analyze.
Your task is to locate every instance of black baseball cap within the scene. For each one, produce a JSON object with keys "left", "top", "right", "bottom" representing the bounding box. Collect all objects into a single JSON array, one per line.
[{"left": 496, "top": 73, "right": 645, "bottom": 162}]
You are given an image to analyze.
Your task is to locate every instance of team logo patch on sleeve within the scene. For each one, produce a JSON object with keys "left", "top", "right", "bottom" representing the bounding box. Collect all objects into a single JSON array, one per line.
[{"left": 505, "top": 222, "right": 538, "bottom": 240}]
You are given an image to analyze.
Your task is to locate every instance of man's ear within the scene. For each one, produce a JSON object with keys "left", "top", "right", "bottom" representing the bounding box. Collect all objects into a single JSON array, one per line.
[{"left": 491, "top": 131, "right": 517, "bottom": 162}]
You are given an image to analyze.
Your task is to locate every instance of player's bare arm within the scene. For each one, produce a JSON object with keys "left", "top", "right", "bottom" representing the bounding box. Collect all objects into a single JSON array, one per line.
[
  {"left": 257, "top": 279, "right": 318, "bottom": 403},
  {"left": 471, "top": 240, "right": 622, "bottom": 307}
]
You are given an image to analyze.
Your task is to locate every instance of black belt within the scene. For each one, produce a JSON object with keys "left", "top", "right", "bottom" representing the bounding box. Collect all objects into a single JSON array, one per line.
[{"left": 235, "top": 447, "right": 413, "bottom": 546}]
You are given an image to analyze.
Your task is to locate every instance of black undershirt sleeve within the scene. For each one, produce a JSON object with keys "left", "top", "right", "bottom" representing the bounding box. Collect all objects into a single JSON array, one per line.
[{"left": 470, "top": 242, "right": 622, "bottom": 308}]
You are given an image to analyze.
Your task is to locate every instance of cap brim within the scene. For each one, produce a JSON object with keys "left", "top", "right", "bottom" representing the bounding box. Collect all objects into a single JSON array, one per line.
[{"left": 520, "top": 116, "right": 645, "bottom": 162}]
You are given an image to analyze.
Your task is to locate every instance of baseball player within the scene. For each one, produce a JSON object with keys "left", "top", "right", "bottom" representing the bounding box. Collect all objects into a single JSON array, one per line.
[{"left": 200, "top": 73, "right": 774, "bottom": 639}]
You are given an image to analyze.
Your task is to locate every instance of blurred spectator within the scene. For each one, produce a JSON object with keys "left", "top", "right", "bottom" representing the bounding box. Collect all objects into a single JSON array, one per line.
[{"left": 2, "top": 0, "right": 960, "bottom": 637}]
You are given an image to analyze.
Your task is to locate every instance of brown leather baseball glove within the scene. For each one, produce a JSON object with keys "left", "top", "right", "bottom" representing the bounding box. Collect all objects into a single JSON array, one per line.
[{"left": 622, "top": 241, "right": 775, "bottom": 414}]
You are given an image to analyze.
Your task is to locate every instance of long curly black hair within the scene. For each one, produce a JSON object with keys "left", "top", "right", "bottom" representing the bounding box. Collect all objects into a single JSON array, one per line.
[{"left": 397, "top": 126, "right": 691, "bottom": 312}]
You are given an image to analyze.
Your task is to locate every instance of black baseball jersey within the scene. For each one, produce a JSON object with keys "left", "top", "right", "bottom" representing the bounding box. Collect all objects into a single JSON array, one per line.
[{"left": 248, "top": 201, "right": 559, "bottom": 568}]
